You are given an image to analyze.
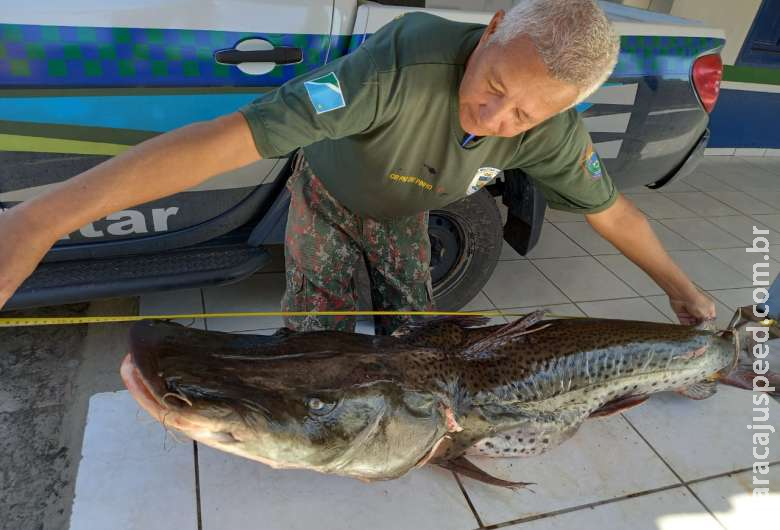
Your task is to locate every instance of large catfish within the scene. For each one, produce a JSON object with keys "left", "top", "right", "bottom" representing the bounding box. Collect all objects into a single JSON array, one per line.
[{"left": 120, "top": 309, "right": 778, "bottom": 488}]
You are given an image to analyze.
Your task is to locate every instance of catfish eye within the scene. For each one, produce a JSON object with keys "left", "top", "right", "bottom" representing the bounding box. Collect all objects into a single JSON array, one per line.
[{"left": 306, "top": 397, "right": 335, "bottom": 415}]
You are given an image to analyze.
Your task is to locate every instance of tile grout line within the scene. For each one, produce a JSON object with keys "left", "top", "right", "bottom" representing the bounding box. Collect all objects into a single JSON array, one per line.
[
  {"left": 618, "top": 413, "right": 728, "bottom": 530},
  {"left": 193, "top": 441, "right": 203, "bottom": 530},
  {"left": 451, "top": 471, "right": 485, "bottom": 529},
  {"left": 480, "top": 482, "right": 687, "bottom": 530}
]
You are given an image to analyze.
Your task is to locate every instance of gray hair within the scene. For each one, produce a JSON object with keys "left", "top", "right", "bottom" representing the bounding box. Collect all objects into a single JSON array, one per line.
[{"left": 489, "top": 0, "right": 620, "bottom": 105}]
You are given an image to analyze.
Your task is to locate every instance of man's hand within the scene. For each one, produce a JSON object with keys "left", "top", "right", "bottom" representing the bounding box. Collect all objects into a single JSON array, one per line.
[
  {"left": 0, "top": 209, "right": 56, "bottom": 310},
  {"left": 669, "top": 288, "right": 716, "bottom": 326}
]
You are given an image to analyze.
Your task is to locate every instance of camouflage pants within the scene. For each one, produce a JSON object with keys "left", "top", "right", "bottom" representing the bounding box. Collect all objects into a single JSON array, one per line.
[{"left": 282, "top": 150, "right": 434, "bottom": 335}]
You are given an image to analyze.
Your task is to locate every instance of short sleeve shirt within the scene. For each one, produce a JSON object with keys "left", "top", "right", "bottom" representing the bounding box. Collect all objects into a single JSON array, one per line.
[{"left": 239, "top": 12, "right": 617, "bottom": 219}]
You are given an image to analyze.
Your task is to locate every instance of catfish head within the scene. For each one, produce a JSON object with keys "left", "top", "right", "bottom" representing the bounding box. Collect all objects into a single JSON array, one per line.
[{"left": 120, "top": 321, "right": 455, "bottom": 481}]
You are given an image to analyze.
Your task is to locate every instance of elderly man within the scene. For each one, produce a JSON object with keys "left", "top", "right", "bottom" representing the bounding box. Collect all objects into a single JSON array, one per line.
[{"left": 0, "top": 0, "right": 714, "bottom": 331}]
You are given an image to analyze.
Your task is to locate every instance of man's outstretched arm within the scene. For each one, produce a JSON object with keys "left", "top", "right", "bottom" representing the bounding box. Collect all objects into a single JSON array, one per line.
[
  {"left": 0, "top": 112, "right": 261, "bottom": 309},
  {"left": 585, "top": 193, "right": 716, "bottom": 325}
]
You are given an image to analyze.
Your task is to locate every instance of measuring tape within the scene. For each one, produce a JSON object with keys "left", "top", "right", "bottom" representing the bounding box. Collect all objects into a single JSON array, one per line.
[{"left": 0, "top": 309, "right": 579, "bottom": 328}]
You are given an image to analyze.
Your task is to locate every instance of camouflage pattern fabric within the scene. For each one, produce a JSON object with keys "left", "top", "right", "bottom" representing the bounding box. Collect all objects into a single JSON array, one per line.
[{"left": 282, "top": 150, "right": 434, "bottom": 335}]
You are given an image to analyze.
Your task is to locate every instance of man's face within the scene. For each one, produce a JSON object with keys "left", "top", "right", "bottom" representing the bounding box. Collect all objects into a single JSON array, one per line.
[{"left": 459, "top": 12, "right": 579, "bottom": 138}]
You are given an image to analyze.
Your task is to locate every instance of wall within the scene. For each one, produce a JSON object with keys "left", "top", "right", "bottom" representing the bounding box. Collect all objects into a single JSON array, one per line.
[{"left": 669, "top": 0, "right": 763, "bottom": 65}]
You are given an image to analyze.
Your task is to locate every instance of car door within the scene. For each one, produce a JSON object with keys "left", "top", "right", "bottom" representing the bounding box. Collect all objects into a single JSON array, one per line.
[{"left": 0, "top": 0, "right": 336, "bottom": 255}]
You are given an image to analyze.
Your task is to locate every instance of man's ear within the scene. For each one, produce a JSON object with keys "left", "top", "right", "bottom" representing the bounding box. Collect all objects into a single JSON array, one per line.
[{"left": 480, "top": 10, "right": 505, "bottom": 46}]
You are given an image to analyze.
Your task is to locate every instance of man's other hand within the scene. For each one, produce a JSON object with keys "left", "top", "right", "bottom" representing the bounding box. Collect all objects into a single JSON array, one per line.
[{"left": 0, "top": 209, "right": 56, "bottom": 311}]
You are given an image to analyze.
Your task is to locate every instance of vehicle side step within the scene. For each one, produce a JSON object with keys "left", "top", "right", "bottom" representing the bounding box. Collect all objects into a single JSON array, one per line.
[{"left": 5, "top": 244, "right": 269, "bottom": 310}]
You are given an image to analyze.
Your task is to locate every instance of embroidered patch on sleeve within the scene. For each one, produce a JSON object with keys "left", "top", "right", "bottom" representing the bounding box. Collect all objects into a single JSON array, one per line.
[
  {"left": 303, "top": 72, "right": 346, "bottom": 114},
  {"left": 583, "top": 145, "right": 603, "bottom": 179}
]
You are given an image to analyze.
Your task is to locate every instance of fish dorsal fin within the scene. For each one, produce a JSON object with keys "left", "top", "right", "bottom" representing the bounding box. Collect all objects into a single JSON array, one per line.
[
  {"left": 676, "top": 381, "right": 719, "bottom": 400},
  {"left": 435, "top": 456, "right": 534, "bottom": 491},
  {"left": 589, "top": 395, "right": 649, "bottom": 418},
  {"left": 492, "top": 310, "right": 551, "bottom": 340}
]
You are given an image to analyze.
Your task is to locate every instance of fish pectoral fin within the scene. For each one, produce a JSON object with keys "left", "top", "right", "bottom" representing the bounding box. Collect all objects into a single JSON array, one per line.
[
  {"left": 676, "top": 381, "right": 719, "bottom": 400},
  {"left": 589, "top": 395, "right": 649, "bottom": 418},
  {"left": 436, "top": 457, "right": 535, "bottom": 491}
]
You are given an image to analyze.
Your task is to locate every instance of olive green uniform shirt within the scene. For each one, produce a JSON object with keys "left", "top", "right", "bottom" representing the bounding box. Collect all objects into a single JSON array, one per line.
[{"left": 240, "top": 12, "right": 617, "bottom": 219}]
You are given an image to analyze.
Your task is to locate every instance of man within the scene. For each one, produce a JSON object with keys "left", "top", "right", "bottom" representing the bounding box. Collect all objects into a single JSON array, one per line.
[{"left": 0, "top": 0, "right": 715, "bottom": 330}]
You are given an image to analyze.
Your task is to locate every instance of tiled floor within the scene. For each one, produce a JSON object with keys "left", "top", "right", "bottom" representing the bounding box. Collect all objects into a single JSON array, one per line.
[{"left": 72, "top": 156, "right": 780, "bottom": 529}]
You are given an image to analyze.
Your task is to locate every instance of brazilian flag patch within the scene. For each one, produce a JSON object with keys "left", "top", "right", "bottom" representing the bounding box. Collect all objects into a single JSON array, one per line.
[
  {"left": 303, "top": 72, "right": 346, "bottom": 114},
  {"left": 583, "top": 144, "right": 603, "bottom": 179}
]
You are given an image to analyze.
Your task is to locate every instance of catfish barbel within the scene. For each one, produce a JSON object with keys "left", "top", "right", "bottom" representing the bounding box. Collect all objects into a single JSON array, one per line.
[{"left": 120, "top": 309, "right": 778, "bottom": 488}]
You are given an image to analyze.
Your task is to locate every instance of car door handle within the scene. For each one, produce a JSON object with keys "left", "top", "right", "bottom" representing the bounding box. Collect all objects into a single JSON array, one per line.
[{"left": 214, "top": 47, "right": 303, "bottom": 65}]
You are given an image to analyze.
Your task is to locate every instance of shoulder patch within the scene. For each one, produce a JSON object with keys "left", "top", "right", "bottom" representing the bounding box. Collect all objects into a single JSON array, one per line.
[
  {"left": 304, "top": 72, "right": 346, "bottom": 114},
  {"left": 583, "top": 145, "right": 603, "bottom": 179}
]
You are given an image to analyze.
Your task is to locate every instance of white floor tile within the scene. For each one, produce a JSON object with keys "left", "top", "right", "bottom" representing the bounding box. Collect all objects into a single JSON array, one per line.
[
  {"left": 667, "top": 250, "right": 752, "bottom": 290},
  {"left": 682, "top": 171, "right": 737, "bottom": 192},
  {"left": 647, "top": 221, "right": 700, "bottom": 251},
  {"left": 689, "top": 467, "right": 779, "bottom": 530},
  {"left": 499, "top": 487, "right": 722, "bottom": 530},
  {"left": 458, "top": 416, "right": 680, "bottom": 527},
  {"left": 623, "top": 386, "right": 780, "bottom": 481},
  {"left": 706, "top": 191, "right": 777, "bottom": 215},
  {"left": 482, "top": 261, "right": 569, "bottom": 309},
  {"left": 744, "top": 191, "right": 780, "bottom": 213},
  {"left": 662, "top": 192, "right": 740, "bottom": 217},
  {"left": 197, "top": 445, "right": 477, "bottom": 530},
  {"left": 706, "top": 288, "right": 755, "bottom": 312},
  {"left": 752, "top": 214, "right": 780, "bottom": 232},
  {"left": 659, "top": 219, "right": 746, "bottom": 249},
  {"left": 595, "top": 255, "right": 665, "bottom": 296},
  {"left": 139, "top": 288, "right": 205, "bottom": 329},
  {"left": 733, "top": 148, "right": 767, "bottom": 157},
  {"left": 577, "top": 297, "right": 671, "bottom": 322},
  {"left": 707, "top": 248, "right": 780, "bottom": 282},
  {"left": 708, "top": 216, "right": 778, "bottom": 245},
  {"left": 525, "top": 223, "right": 588, "bottom": 259},
  {"left": 533, "top": 257, "right": 637, "bottom": 302},
  {"left": 625, "top": 194, "right": 698, "bottom": 219},
  {"left": 554, "top": 222, "right": 620, "bottom": 255},
  {"left": 657, "top": 180, "right": 698, "bottom": 193},
  {"left": 704, "top": 148, "right": 736, "bottom": 156},
  {"left": 202, "top": 274, "right": 286, "bottom": 332},
  {"left": 70, "top": 392, "right": 197, "bottom": 530},
  {"left": 461, "top": 290, "right": 495, "bottom": 311},
  {"left": 545, "top": 209, "right": 585, "bottom": 223}
]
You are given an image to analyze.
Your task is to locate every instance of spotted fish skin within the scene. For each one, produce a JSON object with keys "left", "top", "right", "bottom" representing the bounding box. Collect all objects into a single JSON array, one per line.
[
  {"left": 396, "top": 317, "right": 735, "bottom": 461},
  {"left": 126, "top": 315, "right": 739, "bottom": 485}
]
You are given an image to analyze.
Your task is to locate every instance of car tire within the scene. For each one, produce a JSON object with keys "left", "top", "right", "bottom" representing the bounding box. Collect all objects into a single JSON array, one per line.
[{"left": 429, "top": 188, "right": 503, "bottom": 311}]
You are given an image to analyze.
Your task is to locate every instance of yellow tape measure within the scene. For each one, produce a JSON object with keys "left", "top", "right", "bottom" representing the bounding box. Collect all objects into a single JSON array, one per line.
[{"left": 0, "top": 309, "right": 578, "bottom": 328}]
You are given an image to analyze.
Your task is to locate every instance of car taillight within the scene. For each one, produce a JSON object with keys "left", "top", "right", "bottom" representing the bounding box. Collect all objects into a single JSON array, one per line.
[{"left": 692, "top": 54, "right": 723, "bottom": 113}]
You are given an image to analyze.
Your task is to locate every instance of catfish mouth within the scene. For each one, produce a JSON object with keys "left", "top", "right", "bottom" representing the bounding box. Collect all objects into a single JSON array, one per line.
[{"left": 120, "top": 353, "right": 206, "bottom": 434}]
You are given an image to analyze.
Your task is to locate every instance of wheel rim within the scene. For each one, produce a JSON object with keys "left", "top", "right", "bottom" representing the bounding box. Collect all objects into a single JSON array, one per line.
[{"left": 428, "top": 212, "right": 471, "bottom": 296}]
